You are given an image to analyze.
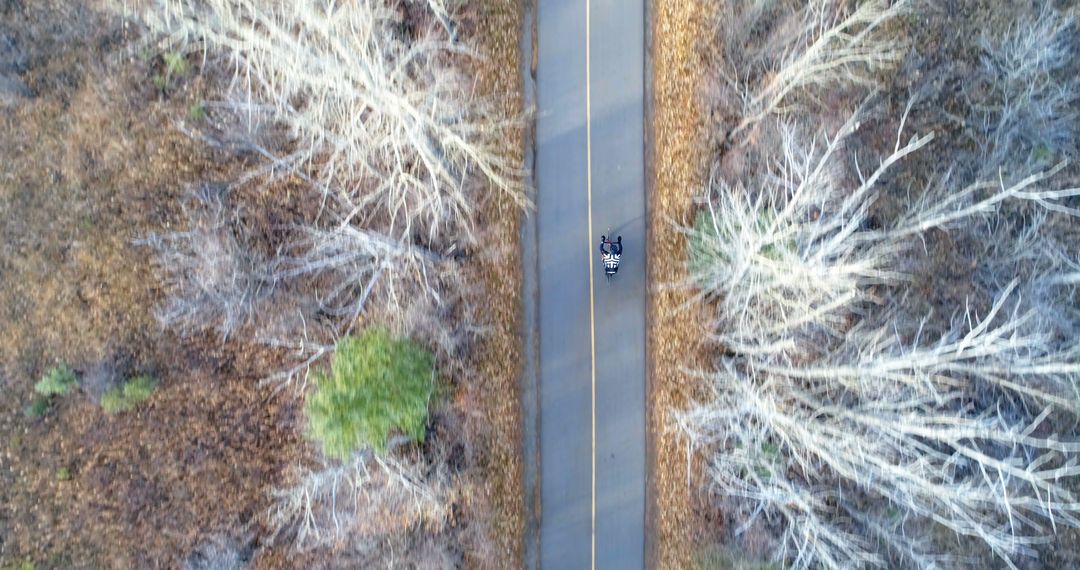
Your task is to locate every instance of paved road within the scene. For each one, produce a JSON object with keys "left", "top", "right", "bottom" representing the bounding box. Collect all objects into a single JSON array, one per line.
[{"left": 535, "top": 0, "right": 646, "bottom": 567}]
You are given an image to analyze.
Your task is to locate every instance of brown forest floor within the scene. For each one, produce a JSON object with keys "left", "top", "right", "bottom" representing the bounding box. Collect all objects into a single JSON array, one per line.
[
  {"left": 648, "top": 1, "right": 715, "bottom": 569},
  {"left": 0, "top": 1, "right": 526, "bottom": 569},
  {"left": 0, "top": 2, "right": 304, "bottom": 568}
]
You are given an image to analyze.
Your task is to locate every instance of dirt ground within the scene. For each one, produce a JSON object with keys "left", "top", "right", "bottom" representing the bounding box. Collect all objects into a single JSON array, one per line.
[
  {"left": 0, "top": 2, "right": 307, "bottom": 568},
  {"left": 648, "top": 1, "right": 714, "bottom": 568},
  {"left": 0, "top": 0, "right": 527, "bottom": 568}
]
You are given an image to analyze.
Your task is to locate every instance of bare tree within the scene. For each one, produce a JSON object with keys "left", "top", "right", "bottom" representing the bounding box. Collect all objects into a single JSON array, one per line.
[
  {"left": 145, "top": 0, "right": 527, "bottom": 243},
  {"left": 724, "top": 0, "right": 910, "bottom": 142},
  {"left": 679, "top": 109, "right": 1080, "bottom": 568}
]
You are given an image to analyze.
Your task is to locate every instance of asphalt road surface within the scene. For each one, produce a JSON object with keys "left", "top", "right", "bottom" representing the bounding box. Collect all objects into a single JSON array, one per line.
[{"left": 535, "top": 0, "right": 646, "bottom": 567}]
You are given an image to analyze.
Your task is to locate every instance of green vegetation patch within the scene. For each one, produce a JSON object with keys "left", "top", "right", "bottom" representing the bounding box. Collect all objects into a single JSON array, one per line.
[
  {"left": 305, "top": 328, "right": 435, "bottom": 459},
  {"left": 34, "top": 364, "right": 77, "bottom": 396},
  {"left": 696, "top": 545, "right": 780, "bottom": 570},
  {"left": 24, "top": 396, "right": 50, "bottom": 418},
  {"left": 162, "top": 51, "right": 189, "bottom": 76},
  {"left": 101, "top": 375, "right": 158, "bottom": 415},
  {"left": 189, "top": 102, "right": 207, "bottom": 121},
  {"left": 153, "top": 50, "right": 190, "bottom": 92},
  {"left": 688, "top": 209, "right": 723, "bottom": 281}
]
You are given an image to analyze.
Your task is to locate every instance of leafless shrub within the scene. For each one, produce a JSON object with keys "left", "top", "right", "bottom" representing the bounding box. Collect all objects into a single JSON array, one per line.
[
  {"left": 420, "top": 0, "right": 458, "bottom": 36},
  {"left": 258, "top": 219, "right": 468, "bottom": 379},
  {"left": 145, "top": 0, "right": 527, "bottom": 242},
  {"left": 139, "top": 185, "right": 275, "bottom": 339},
  {"left": 313, "top": 527, "right": 461, "bottom": 569},
  {"left": 975, "top": 212, "right": 1080, "bottom": 344},
  {"left": 268, "top": 450, "right": 455, "bottom": 552},
  {"left": 712, "top": 0, "right": 787, "bottom": 69},
  {"left": 272, "top": 223, "right": 442, "bottom": 319},
  {"left": 183, "top": 534, "right": 253, "bottom": 570},
  {"left": 967, "top": 3, "right": 1079, "bottom": 171},
  {"left": 679, "top": 109, "right": 1080, "bottom": 568}
]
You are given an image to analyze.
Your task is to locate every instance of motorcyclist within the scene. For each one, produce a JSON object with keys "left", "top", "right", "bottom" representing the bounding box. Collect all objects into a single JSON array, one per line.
[{"left": 599, "top": 235, "right": 622, "bottom": 276}]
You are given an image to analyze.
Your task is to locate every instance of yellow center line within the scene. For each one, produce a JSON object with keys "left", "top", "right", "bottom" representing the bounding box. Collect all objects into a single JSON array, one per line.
[{"left": 584, "top": 0, "right": 596, "bottom": 567}]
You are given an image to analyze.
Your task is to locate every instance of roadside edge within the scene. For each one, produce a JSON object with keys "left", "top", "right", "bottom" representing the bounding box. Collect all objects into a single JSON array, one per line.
[
  {"left": 519, "top": 0, "right": 542, "bottom": 567},
  {"left": 642, "top": 0, "right": 658, "bottom": 567}
]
